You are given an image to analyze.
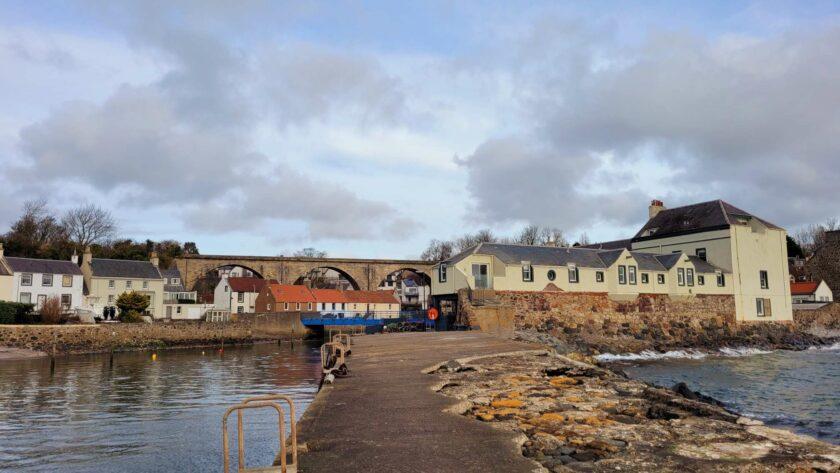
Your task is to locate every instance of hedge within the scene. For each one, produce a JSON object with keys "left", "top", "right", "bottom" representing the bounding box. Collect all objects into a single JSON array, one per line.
[{"left": 0, "top": 301, "right": 37, "bottom": 324}]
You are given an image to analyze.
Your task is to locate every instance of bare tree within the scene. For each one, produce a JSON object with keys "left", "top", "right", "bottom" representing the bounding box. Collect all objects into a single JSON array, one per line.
[
  {"left": 420, "top": 239, "right": 454, "bottom": 262},
  {"left": 575, "top": 232, "right": 591, "bottom": 246},
  {"left": 516, "top": 224, "right": 541, "bottom": 245},
  {"left": 455, "top": 229, "right": 497, "bottom": 252},
  {"left": 62, "top": 204, "right": 116, "bottom": 251},
  {"left": 794, "top": 218, "right": 840, "bottom": 255},
  {"left": 538, "top": 227, "right": 567, "bottom": 247},
  {"left": 293, "top": 247, "right": 327, "bottom": 258}
]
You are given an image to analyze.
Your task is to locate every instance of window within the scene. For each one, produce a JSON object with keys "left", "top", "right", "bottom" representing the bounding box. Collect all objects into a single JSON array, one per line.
[
  {"left": 595, "top": 271, "right": 604, "bottom": 282},
  {"left": 267, "top": 303, "right": 272, "bottom": 311},
  {"left": 677, "top": 268, "right": 686, "bottom": 286},
  {"left": 522, "top": 264, "right": 533, "bottom": 282},
  {"left": 62, "top": 275, "right": 72, "bottom": 287},
  {"left": 172, "top": 278, "right": 180, "bottom": 285},
  {"left": 472, "top": 264, "right": 489, "bottom": 289},
  {"left": 237, "top": 292, "right": 244, "bottom": 303},
  {"left": 618, "top": 266, "right": 627, "bottom": 285},
  {"left": 686, "top": 268, "right": 695, "bottom": 287},
  {"left": 696, "top": 248, "right": 707, "bottom": 261},
  {"left": 547, "top": 270, "right": 556, "bottom": 281},
  {"left": 657, "top": 274, "right": 665, "bottom": 284},
  {"left": 284, "top": 302, "right": 289, "bottom": 310},
  {"left": 568, "top": 265, "right": 579, "bottom": 283},
  {"left": 20, "top": 292, "right": 31, "bottom": 303},
  {"left": 126, "top": 280, "right": 132, "bottom": 289},
  {"left": 237, "top": 306, "right": 244, "bottom": 314},
  {"left": 143, "top": 281, "right": 149, "bottom": 289},
  {"left": 296, "top": 303, "right": 301, "bottom": 310},
  {"left": 698, "top": 275, "right": 705, "bottom": 285},
  {"left": 176, "top": 306, "right": 182, "bottom": 314},
  {"left": 308, "top": 303, "right": 313, "bottom": 310},
  {"left": 224, "top": 286, "right": 228, "bottom": 292},
  {"left": 628, "top": 266, "right": 637, "bottom": 285},
  {"left": 438, "top": 264, "right": 447, "bottom": 283},
  {"left": 756, "top": 298, "right": 768, "bottom": 317},
  {"left": 759, "top": 270, "right": 769, "bottom": 289},
  {"left": 21, "top": 273, "right": 32, "bottom": 286},
  {"left": 641, "top": 273, "right": 649, "bottom": 284},
  {"left": 108, "top": 295, "right": 114, "bottom": 303},
  {"left": 61, "top": 294, "right": 71, "bottom": 309},
  {"left": 716, "top": 271, "right": 725, "bottom": 287},
  {"left": 108, "top": 279, "right": 115, "bottom": 288},
  {"left": 42, "top": 274, "right": 53, "bottom": 286}
]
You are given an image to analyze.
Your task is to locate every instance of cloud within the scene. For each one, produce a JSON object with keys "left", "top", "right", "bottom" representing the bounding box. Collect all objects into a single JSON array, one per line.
[{"left": 462, "top": 22, "right": 840, "bottom": 232}]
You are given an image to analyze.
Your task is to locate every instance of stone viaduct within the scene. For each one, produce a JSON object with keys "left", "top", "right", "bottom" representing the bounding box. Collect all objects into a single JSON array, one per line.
[{"left": 174, "top": 254, "right": 435, "bottom": 291}]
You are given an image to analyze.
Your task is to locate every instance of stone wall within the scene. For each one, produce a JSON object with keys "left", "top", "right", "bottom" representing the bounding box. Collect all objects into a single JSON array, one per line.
[
  {"left": 0, "top": 312, "right": 309, "bottom": 355},
  {"left": 794, "top": 303, "right": 840, "bottom": 336},
  {"left": 460, "top": 290, "right": 820, "bottom": 353}
]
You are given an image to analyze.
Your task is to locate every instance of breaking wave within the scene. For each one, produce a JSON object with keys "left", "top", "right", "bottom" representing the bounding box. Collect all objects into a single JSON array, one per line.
[
  {"left": 595, "top": 349, "right": 708, "bottom": 362},
  {"left": 718, "top": 347, "right": 775, "bottom": 357},
  {"left": 808, "top": 341, "right": 840, "bottom": 351}
]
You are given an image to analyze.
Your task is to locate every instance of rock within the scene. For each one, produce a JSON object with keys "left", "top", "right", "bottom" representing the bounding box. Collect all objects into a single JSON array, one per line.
[
  {"left": 141, "top": 316, "right": 153, "bottom": 324},
  {"left": 736, "top": 416, "right": 764, "bottom": 426},
  {"left": 571, "top": 450, "right": 600, "bottom": 462},
  {"left": 646, "top": 403, "right": 683, "bottom": 420},
  {"left": 491, "top": 399, "right": 524, "bottom": 408},
  {"left": 550, "top": 376, "right": 581, "bottom": 386}
]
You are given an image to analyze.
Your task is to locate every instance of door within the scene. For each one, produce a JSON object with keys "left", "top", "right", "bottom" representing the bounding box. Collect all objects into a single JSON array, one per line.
[
  {"left": 37, "top": 294, "right": 47, "bottom": 310},
  {"left": 471, "top": 264, "right": 490, "bottom": 289}
]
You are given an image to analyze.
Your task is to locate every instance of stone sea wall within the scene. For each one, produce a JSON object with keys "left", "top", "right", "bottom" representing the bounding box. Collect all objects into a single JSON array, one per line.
[
  {"left": 0, "top": 312, "right": 308, "bottom": 355},
  {"left": 459, "top": 290, "right": 824, "bottom": 353},
  {"left": 794, "top": 302, "right": 840, "bottom": 336}
]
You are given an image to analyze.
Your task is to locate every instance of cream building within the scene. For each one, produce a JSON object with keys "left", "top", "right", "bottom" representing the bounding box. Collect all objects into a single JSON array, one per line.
[
  {"left": 0, "top": 244, "right": 84, "bottom": 311},
  {"left": 0, "top": 244, "right": 13, "bottom": 302},
  {"left": 81, "top": 248, "right": 164, "bottom": 318},
  {"left": 431, "top": 199, "right": 789, "bottom": 322}
]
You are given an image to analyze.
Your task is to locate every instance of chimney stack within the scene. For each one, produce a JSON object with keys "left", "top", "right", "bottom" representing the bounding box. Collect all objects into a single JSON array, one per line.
[
  {"left": 0, "top": 242, "right": 4, "bottom": 258},
  {"left": 150, "top": 251, "right": 160, "bottom": 268},
  {"left": 83, "top": 246, "right": 93, "bottom": 266},
  {"left": 71, "top": 250, "right": 79, "bottom": 265},
  {"left": 649, "top": 199, "right": 665, "bottom": 219}
]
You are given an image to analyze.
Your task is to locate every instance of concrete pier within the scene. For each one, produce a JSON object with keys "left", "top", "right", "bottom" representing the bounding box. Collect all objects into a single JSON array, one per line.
[{"left": 296, "top": 332, "right": 539, "bottom": 472}]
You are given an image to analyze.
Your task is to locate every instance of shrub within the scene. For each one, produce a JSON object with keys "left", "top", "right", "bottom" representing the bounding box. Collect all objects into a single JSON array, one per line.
[
  {"left": 120, "top": 310, "right": 145, "bottom": 323},
  {"left": 116, "top": 291, "right": 150, "bottom": 314},
  {"left": 39, "top": 296, "right": 64, "bottom": 324},
  {"left": 0, "top": 301, "right": 37, "bottom": 324}
]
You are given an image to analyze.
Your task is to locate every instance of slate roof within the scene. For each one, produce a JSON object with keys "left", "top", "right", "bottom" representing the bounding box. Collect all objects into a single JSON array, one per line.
[
  {"left": 160, "top": 268, "right": 186, "bottom": 292},
  {"left": 687, "top": 255, "right": 723, "bottom": 273},
  {"left": 228, "top": 277, "right": 276, "bottom": 293},
  {"left": 581, "top": 239, "right": 632, "bottom": 250},
  {"left": 445, "top": 243, "right": 610, "bottom": 268},
  {"left": 597, "top": 249, "right": 624, "bottom": 268},
  {"left": 630, "top": 252, "right": 667, "bottom": 271},
  {"left": 5, "top": 257, "right": 83, "bottom": 275},
  {"left": 654, "top": 253, "right": 682, "bottom": 270},
  {"left": 633, "top": 200, "right": 781, "bottom": 241},
  {"left": 90, "top": 258, "right": 162, "bottom": 279}
]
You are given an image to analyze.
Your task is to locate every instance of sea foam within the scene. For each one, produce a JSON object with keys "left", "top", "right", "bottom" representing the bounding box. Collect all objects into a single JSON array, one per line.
[{"left": 595, "top": 349, "right": 708, "bottom": 362}]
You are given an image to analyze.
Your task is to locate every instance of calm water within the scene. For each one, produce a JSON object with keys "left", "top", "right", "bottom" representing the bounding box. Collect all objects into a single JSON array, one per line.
[
  {"left": 618, "top": 346, "right": 840, "bottom": 444},
  {"left": 0, "top": 342, "right": 322, "bottom": 472}
]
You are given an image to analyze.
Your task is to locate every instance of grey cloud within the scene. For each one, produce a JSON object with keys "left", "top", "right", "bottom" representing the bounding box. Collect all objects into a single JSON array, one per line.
[{"left": 464, "top": 23, "right": 840, "bottom": 232}]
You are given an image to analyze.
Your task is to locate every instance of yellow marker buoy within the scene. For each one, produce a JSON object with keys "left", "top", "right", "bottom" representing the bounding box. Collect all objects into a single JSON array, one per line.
[{"left": 151, "top": 353, "right": 157, "bottom": 361}]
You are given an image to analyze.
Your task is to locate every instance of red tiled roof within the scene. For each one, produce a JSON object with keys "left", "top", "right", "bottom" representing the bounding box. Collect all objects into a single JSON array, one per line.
[
  {"left": 345, "top": 290, "right": 399, "bottom": 304},
  {"left": 309, "top": 288, "right": 349, "bottom": 303},
  {"left": 266, "top": 284, "right": 316, "bottom": 303},
  {"left": 790, "top": 281, "right": 820, "bottom": 295},
  {"left": 228, "top": 277, "right": 276, "bottom": 293}
]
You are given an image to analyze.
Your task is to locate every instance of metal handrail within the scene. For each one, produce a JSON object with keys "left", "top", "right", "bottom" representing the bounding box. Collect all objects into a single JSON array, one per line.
[
  {"left": 222, "top": 401, "right": 288, "bottom": 473},
  {"left": 241, "top": 395, "right": 297, "bottom": 468},
  {"left": 332, "top": 333, "right": 351, "bottom": 347}
]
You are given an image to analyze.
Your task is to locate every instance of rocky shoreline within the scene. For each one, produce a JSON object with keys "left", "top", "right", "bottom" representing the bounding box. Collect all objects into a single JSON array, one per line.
[{"left": 430, "top": 349, "right": 839, "bottom": 472}]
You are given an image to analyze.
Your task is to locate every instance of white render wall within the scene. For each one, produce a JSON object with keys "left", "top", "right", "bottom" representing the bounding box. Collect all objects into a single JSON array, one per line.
[{"left": 10, "top": 272, "right": 84, "bottom": 310}]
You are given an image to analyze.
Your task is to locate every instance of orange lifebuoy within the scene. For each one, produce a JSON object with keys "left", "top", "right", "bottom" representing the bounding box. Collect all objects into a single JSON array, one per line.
[{"left": 427, "top": 307, "right": 439, "bottom": 321}]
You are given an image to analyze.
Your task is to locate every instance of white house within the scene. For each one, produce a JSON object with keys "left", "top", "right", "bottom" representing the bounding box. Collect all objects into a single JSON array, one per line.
[
  {"left": 213, "top": 277, "right": 275, "bottom": 314},
  {"left": 0, "top": 248, "right": 84, "bottom": 312},
  {"left": 790, "top": 280, "right": 833, "bottom": 304}
]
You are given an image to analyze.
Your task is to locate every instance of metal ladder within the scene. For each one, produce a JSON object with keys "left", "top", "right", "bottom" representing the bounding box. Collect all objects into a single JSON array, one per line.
[{"left": 222, "top": 395, "right": 298, "bottom": 473}]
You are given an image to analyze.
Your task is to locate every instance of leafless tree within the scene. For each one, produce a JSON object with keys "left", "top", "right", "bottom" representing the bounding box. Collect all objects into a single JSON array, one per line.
[
  {"left": 455, "top": 229, "right": 497, "bottom": 252},
  {"left": 538, "top": 226, "right": 568, "bottom": 247},
  {"left": 794, "top": 218, "right": 840, "bottom": 255},
  {"left": 420, "top": 239, "right": 454, "bottom": 262},
  {"left": 62, "top": 204, "right": 116, "bottom": 250},
  {"left": 293, "top": 247, "right": 327, "bottom": 258},
  {"left": 575, "top": 232, "right": 591, "bottom": 246},
  {"left": 516, "top": 224, "right": 541, "bottom": 245}
]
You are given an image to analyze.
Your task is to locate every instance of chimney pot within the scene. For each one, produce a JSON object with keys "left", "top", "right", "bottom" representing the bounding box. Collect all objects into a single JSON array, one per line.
[
  {"left": 71, "top": 250, "right": 79, "bottom": 265},
  {"left": 649, "top": 199, "right": 666, "bottom": 219}
]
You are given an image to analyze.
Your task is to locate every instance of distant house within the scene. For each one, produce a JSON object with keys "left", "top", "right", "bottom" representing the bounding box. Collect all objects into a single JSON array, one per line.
[
  {"left": 790, "top": 281, "right": 833, "bottom": 304},
  {"left": 310, "top": 288, "right": 348, "bottom": 313},
  {"left": 161, "top": 268, "right": 196, "bottom": 303},
  {"left": 214, "top": 277, "right": 276, "bottom": 314},
  {"left": 254, "top": 284, "right": 316, "bottom": 313},
  {"left": 345, "top": 290, "right": 400, "bottom": 318},
  {"left": 0, "top": 244, "right": 84, "bottom": 312},
  {"left": 81, "top": 247, "right": 164, "bottom": 318}
]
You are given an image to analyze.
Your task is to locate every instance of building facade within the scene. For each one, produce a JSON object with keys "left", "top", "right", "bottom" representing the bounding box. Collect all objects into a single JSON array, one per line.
[
  {"left": 431, "top": 199, "right": 792, "bottom": 323},
  {"left": 214, "top": 277, "right": 275, "bottom": 314},
  {"left": 0, "top": 245, "right": 84, "bottom": 312},
  {"left": 790, "top": 280, "right": 833, "bottom": 304},
  {"left": 81, "top": 248, "right": 164, "bottom": 318}
]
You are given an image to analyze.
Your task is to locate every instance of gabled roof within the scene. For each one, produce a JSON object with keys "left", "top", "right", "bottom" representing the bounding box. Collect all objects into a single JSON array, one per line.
[
  {"left": 310, "top": 288, "right": 349, "bottom": 303},
  {"left": 445, "top": 243, "right": 609, "bottom": 269},
  {"left": 346, "top": 290, "right": 400, "bottom": 304},
  {"left": 633, "top": 200, "right": 781, "bottom": 241},
  {"left": 228, "top": 277, "right": 276, "bottom": 293},
  {"left": 90, "top": 258, "right": 162, "bottom": 279},
  {"left": 4, "top": 257, "right": 83, "bottom": 275},
  {"left": 654, "top": 253, "right": 682, "bottom": 270},
  {"left": 597, "top": 249, "right": 624, "bottom": 267},
  {"left": 791, "top": 281, "right": 820, "bottom": 295},
  {"left": 687, "top": 255, "right": 723, "bottom": 274},
  {"left": 265, "top": 284, "right": 316, "bottom": 303},
  {"left": 161, "top": 268, "right": 186, "bottom": 292},
  {"left": 630, "top": 252, "right": 667, "bottom": 271}
]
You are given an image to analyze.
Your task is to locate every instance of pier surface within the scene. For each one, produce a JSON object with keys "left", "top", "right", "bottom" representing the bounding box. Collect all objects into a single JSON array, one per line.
[{"left": 296, "top": 332, "right": 539, "bottom": 472}]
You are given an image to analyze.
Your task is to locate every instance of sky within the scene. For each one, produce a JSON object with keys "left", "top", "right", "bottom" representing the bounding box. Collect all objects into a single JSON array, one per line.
[{"left": 1, "top": 0, "right": 839, "bottom": 259}]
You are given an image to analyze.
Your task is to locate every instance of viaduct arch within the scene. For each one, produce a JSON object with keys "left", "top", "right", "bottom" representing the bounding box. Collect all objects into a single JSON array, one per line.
[{"left": 173, "top": 254, "right": 434, "bottom": 291}]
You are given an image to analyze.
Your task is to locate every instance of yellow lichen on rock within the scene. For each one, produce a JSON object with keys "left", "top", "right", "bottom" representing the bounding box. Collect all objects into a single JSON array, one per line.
[
  {"left": 549, "top": 376, "right": 580, "bottom": 386},
  {"left": 491, "top": 399, "right": 525, "bottom": 408}
]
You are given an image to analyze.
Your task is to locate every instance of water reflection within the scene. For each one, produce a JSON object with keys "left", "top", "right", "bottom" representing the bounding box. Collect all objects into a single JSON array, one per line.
[{"left": 0, "top": 342, "right": 322, "bottom": 472}]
